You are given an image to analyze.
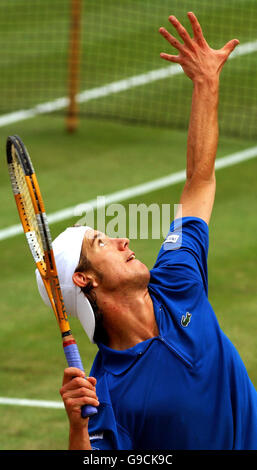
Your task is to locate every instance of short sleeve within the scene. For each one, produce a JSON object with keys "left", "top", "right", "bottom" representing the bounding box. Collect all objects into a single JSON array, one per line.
[{"left": 152, "top": 217, "right": 209, "bottom": 294}]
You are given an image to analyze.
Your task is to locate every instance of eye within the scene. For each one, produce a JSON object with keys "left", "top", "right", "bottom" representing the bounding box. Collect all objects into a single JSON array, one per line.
[{"left": 98, "top": 239, "right": 105, "bottom": 247}]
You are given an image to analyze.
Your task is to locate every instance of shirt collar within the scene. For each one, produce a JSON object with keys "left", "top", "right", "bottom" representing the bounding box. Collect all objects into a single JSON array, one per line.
[
  {"left": 96, "top": 291, "right": 162, "bottom": 376},
  {"left": 97, "top": 336, "right": 157, "bottom": 375}
]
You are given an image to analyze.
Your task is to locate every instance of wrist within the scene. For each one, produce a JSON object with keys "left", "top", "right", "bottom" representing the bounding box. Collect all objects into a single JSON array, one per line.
[
  {"left": 193, "top": 75, "right": 220, "bottom": 92},
  {"left": 69, "top": 417, "right": 89, "bottom": 434},
  {"left": 69, "top": 422, "right": 91, "bottom": 450}
]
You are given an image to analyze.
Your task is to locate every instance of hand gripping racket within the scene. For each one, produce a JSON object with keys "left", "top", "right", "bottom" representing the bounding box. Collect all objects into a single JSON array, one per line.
[{"left": 6, "top": 135, "right": 97, "bottom": 418}]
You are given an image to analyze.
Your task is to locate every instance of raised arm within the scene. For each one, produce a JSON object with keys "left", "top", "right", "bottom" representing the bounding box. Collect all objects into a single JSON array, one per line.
[{"left": 159, "top": 12, "right": 239, "bottom": 225}]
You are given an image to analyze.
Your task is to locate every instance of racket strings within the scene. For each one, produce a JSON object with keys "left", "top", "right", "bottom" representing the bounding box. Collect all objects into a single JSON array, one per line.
[{"left": 11, "top": 153, "right": 46, "bottom": 272}]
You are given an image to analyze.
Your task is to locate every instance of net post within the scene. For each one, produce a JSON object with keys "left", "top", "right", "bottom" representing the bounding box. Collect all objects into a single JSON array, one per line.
[{"left": 66, "top": 0, "right": 82, "bottom": 133}]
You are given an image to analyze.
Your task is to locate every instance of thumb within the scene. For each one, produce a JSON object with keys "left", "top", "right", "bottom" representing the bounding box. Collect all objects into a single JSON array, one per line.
[{"left": 223, "top": 38, "right": 240, "bottom": 56}]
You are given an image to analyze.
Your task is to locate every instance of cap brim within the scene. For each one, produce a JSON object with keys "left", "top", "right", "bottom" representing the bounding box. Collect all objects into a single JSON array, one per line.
[
  {"left": 36, "top": 268, "right": 96, "bottom": 344},
  {"left": 75, "top": 287, "right": 96, "bottom": 343}
]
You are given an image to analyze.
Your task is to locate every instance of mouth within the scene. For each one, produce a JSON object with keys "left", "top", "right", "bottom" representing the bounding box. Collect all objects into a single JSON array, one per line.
[{"left": 126, "top": 252, "right": 136, "bottom": 262}]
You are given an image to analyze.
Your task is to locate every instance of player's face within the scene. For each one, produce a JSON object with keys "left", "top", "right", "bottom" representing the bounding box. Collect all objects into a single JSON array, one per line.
[{"left": 81, "top": 229, "right": 150, "bottom": 292}]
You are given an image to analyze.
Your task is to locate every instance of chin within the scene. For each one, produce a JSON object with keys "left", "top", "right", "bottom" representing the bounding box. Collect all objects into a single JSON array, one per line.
[
  {"left": 131, "top": 262, "right": 150, "bottom": 288},
  {"left": 101, "top": 261, "right": 150, "bottom": 291}
]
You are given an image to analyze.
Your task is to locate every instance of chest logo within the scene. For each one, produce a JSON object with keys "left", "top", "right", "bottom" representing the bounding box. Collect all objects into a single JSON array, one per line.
[{"left": 181, "top": 312, "right": 192, "bottom": 327}]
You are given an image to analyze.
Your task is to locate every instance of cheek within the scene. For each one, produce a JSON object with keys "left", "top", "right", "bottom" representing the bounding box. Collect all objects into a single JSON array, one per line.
[
  {"left": 98, "top": 260, "right": 126, "bottom": 290},
  {"left": 97, "top": 254, "right": 122, "bottom": 276}
]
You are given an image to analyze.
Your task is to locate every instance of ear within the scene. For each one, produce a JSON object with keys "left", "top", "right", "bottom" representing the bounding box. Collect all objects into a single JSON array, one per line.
[{"left": 72, "top": 271, "right": 99, "bottom": 288}]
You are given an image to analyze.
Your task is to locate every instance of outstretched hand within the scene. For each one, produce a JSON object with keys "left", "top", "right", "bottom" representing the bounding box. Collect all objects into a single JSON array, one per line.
[{"left": 159, "top": 12, "right": 239, "bottom": 82}]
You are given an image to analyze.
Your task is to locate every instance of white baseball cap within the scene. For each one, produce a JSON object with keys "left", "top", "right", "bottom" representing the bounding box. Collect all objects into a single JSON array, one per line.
[{"left": 35, "top": 226, "right": 96, "bottom": 343}]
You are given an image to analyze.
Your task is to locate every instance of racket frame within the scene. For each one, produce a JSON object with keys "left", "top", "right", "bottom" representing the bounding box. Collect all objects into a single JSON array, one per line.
[{"left": 6, "top": 135, "right": 97, "bottom": 418}]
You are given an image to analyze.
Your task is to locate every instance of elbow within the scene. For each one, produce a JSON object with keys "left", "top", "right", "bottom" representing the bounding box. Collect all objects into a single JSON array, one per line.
[
  {"left": 184, "top": 172, "right": 216, "bottom": 196},
  {"left": 187, "top": 167, "right": 216, "bottom": 186}
]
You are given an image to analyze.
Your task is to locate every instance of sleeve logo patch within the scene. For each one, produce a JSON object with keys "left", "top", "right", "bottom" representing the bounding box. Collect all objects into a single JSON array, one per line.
[
  {"left": 164, "top": 234, "right": 180, "bottom": 244},
  {"left": 181, "top": 312, "right": 192, "bottom": 327},
  {"left": 89, "top": 432, "right": 104, "bottom": 441}
]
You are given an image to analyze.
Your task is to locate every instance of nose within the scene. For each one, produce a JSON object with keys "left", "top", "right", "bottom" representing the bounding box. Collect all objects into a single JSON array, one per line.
[{"left": 114, "top": 237, "right": 130, "bottom": 251}]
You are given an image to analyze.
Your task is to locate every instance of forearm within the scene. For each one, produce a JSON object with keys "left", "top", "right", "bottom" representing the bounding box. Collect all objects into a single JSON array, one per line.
[
  {"left": 69, "top": 424, "right": 92, "bottom": 450},
  {"left": 160, "top": 12, "right": 238, "bottom": 224},
  {"left": 176, "top": 77, "right": 219, "bottom": 224},
  {"left": 160, "top": 12, "right": 238, "bottom": 184},
  {"left": 186, "top": 77, "right": 219, "bottom": 182}
]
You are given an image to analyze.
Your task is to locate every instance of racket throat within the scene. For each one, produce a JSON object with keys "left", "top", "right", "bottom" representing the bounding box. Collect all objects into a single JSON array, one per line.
[{"left": 62, "top": 330, "right": 72, "bottom": 339}]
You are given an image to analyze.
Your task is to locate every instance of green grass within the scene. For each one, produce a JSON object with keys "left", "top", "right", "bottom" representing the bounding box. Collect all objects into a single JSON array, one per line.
[
  {"left": 0, "top": 406, "right": 68, "bottom": 450},
  {"left": 0, "top": 0, "right": 256, "bottom": 137}
]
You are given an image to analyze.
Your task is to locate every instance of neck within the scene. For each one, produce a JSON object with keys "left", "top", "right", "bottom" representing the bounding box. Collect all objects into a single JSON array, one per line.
[{"left": 97, "top": 287, "right": 158, "bottom": 350}]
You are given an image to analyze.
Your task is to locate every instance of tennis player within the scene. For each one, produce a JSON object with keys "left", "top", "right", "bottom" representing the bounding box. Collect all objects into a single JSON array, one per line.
[{"left": 37, "top": 12, "right": 257, "bottom": 450}]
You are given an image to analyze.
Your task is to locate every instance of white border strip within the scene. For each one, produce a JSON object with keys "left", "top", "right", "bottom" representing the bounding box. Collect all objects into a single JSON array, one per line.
[
  {"left": 0, "top": 39, "right": 256, "bottom": 128},
  {"left": 1, "top": 145, "right": 257, "bottom": 242},
  {"left": 0, "top": 396, "right": 64, "bottom": 409}
]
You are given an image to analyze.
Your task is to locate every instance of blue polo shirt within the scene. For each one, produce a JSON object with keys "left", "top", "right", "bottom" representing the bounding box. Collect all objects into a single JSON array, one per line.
[{"left": 88, "top": 217, "right": 257, "bottom": 450}]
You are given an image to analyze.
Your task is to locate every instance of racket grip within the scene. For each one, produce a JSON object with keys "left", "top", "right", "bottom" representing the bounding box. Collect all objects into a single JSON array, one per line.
[{"left": 63, "top": 341, "right": 98, "bottom": 418}]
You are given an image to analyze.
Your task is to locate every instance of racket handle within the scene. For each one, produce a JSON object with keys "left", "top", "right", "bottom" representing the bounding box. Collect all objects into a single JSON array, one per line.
[{"left": 63, "top": 341, "right": 98, "bottom": 418}]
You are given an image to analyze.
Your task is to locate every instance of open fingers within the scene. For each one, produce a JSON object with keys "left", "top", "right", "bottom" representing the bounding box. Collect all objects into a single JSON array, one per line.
[
  {"left": 159, "top": 27, "right": 184, "bottom": 53},
  {"left": 168, "top": 15, "right": 194, "bottom": 50},
  {"left": 160, "top": 52, "right": 181, "bottom": 64},
  {"left": 187, "top": 12, "right": 206, "bottom": 46}
]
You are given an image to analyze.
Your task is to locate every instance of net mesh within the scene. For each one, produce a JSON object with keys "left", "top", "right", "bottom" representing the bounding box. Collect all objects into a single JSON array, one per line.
[
  {"left": 0, "top": 0, "right": 70, "bottom": 114},
  {"left": 0, "top": 0, "right": 256, "bottom": 138}
]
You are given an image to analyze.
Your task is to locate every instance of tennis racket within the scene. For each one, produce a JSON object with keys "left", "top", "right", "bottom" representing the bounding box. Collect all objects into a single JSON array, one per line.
[{"left": 6, "top": 135, "right": 97, "bottom": 418}]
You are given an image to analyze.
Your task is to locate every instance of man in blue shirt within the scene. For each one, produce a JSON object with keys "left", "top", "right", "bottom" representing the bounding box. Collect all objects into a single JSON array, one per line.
[{"left": 56, "top": 13, "right": 257, "bottom": 449}]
